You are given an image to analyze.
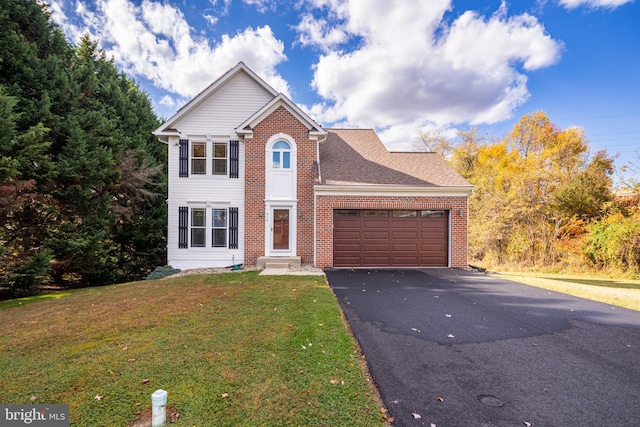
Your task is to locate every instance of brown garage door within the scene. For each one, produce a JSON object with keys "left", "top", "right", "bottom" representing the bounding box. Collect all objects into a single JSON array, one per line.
[{"left": 333, "top": 209, "right": 449, "bottom": 267}]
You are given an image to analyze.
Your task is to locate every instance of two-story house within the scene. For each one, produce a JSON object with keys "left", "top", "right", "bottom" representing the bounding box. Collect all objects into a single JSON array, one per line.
[{"left": 153, "top": 62, "right": 473, "bottom": 271}]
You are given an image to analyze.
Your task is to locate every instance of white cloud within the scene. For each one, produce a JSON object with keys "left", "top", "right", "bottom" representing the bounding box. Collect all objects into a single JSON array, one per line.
[
  {"left": 558, "top": 0, "right": 633, "bottom": 9},
  {"left": 50, "top": 0, "right": 289, "bottom": 102},
  {"left": 242, "top": 0, "right": 276, "bottom": 13},
  {"left": 203, "top": 14, "right": 219, "bottom": 25},
  {"left": 298, "top": 0, "right": 562, "bottom": 147},
  {"left": 294, "top": 14, "right": 348, "bottom": 52},
  {"left": 159, "top": 95, "right": 178, "bottom": 107}
]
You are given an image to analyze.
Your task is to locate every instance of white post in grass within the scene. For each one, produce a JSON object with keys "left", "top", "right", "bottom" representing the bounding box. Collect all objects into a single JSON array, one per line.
[{"left": 151, "top": 389, "right": 168, "bottom": 427}]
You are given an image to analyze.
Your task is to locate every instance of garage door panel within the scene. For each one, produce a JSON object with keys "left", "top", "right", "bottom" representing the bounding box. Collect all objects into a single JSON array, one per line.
[
  {"left": 335, "top": 243, "right": 362, "bottom": 252},
  {"left": 363, "top": 219, "right": 390, "bottom": 228},
  {"left": 363, "top": 230, "right": 390, "bottom": 239},
  {"left": 392, "top": 222, "right": 419, "bottom": 230},
  {"left": 393, "top": 243, "right": 419, "bottom": 251},
  {"left": 334, "top": 210, "right": 449, "bottom": 267},
  {"left": 363, "top": 243, "right": 390, "bottom": 252},
  {"left": 337, "top": 231, "right": 362, "bottom": 240},
  {"left": 421, "top": 240, "right": 447, "bottom": 247},
  {"left": 392, "top": 255, "right": 420, "bottom": 265},
  {"left": 393, "top": 231, "right": 418, "bottom": 239},
  {"left": 334, "top": 256, "right": 362, "bottom": 267},
  {"left": 421, "top": 247, "right": 448, "bottom": 256},
  {"left": 362, "top": 256, "right": 391, "bottom": 265}
]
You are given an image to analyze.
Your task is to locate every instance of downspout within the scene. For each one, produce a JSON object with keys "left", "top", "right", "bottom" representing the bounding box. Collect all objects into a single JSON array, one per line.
[{"left": 313, "top": 133, "right": 325, "bottom": 267}]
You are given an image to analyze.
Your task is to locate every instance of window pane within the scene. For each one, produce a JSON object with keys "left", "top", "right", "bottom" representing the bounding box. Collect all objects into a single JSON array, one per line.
[
  {"left": 272, "top": 152, "right": 280, "bottom": 168},
  {"left": 192, "top": 142, "right": 206, "bottom": 158},
  {"left": 192, "top": 209, "right": 206, "bottom": 226},
  {"left": 335, "top": 210, "right": 359, "bottom": 217},
  {"left": 191, "top": 228, "right": 205, "bottom": 247},
  {"left": 212, "top": 209, "right": 227, "bottom": 228},
  {"left": 421, "top": 210, "right": 446, "bottom": 217},
  {"left": 213, "top": 229, "right": 226, "bottom": 247},
  {"left": 213, "top": 142, "right": 227, "bottom": 158},
  {"left": 364, "top": 210, "right": 388, "bottom": 217},
  {"left": 283, "top": 151, "right": 290, "bottom": 169},
  {"left": 212, "top": 159, "right": 227, "bottom": 175},
  {"left": 192, "top": 159, "right": 206, "bottom": 174},
  {"left": 273, "top": 141, "right": 290, "bottom": 149},
  {"left": 393, "top": 210, "right": 417, "bottom": 218}
]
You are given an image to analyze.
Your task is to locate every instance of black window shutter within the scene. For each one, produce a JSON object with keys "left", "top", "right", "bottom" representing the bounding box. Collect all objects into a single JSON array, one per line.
[
  {"left": 178, "top": 207, "right": 188, "bottom": 248},
  {"left": 229, "top": 207, "right": 239, "bottom": 249},
  {"left": 179, "top": 139, "right": 189, "bottom": 177},
  {"left": 229, "top": 140, "right": 239, "bottom": 178}
]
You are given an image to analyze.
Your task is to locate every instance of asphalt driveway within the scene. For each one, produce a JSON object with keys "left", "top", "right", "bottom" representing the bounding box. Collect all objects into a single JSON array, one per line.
[{"left": 325, "top": 268, "right": 640, "bottom": 427}]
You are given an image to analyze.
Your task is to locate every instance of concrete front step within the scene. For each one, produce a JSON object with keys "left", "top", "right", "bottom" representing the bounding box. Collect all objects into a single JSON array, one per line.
[
  {"left": 256, "top": 256, "right": 301, "bottom": 268},
  {"left": 265, "top": 262, "right": 289, "bottom": 269}
]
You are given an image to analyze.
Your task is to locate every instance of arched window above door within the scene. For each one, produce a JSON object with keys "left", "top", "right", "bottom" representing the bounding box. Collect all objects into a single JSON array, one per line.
[{"left": 272, "top": 140, "right": 291, "bottom": 169}]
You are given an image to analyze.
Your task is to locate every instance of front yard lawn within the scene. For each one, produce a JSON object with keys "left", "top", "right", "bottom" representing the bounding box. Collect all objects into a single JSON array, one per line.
[{"left": 0, "top": 272, "right": 385, "bottom": 426}]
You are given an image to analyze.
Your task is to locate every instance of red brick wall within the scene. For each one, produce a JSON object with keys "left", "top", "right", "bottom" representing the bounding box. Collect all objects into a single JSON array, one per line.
[
  {"left": 244, "top": 105, "right": 316, "bottom": 265},
  {"left": 315, "top": 195, "right": 469, "bottom": 268}
]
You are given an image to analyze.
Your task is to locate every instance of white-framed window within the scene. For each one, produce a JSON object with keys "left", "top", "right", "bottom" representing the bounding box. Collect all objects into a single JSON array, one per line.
[
  {"left": 179, "top": 206, "right": 238, "bottom": 249},
  {"left": 190, "top": 208, "right": 206, "bottom": 247},
  {"left": 272, "top": 140, "right": 291, "bottom": 169},
  {"left": 212, "top": 142, "right": 228, "bottom": 175},
  {"left": 191, "top": 142, "right": 206, "bottom": 175},
  {"left": 180, "top": 139, "right": 238, "bottom": 178},
  {"left": 212, "top": 208, "right": 227, "bottom": 248}
]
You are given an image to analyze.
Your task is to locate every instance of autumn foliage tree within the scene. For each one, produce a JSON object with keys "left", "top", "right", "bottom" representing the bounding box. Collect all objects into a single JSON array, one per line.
[{"left": 448, "top": 111, "right": 618, "bottom": 270}]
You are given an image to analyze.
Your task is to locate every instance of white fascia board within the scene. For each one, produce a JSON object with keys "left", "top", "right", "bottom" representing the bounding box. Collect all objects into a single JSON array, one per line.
[
  {"left": 235, "top": 128, "right": 253, "bottom": 139},
  {"left": 314, "top": 184, "right": 474, "bottom": 197},
  {"left": 154, "top": 132, "right": 180, "bottom": 146},
  {"left": 309, "top": 130, "right": 327, "bottom": 142}
]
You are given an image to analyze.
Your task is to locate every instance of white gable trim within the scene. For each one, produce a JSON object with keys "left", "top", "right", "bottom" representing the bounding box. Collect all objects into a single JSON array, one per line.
[
  {"left": 235, "top": 94, "right": 327, "bottom": 141},
  {"left": 154, "top": 62, "right": 278, "bottom": 136}
]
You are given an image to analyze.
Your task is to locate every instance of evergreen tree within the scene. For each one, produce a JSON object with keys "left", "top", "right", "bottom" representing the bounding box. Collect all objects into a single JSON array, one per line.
[{"left": 0, "top": 1, "right": 166, "bottom": 295}]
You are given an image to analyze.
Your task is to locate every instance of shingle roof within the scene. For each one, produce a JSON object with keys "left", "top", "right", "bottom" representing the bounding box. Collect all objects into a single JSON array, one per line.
[{"left": 319, "top": 129, "right": 471, "bottom": 188}]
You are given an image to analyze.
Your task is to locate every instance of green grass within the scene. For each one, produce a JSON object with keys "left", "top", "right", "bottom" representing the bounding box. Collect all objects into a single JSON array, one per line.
[
  {"left": 0, "top": 291, "right": 74, "bottom": 309},
  {"left": 0, "top": 272, "right": 385, "bottom": 427},
  {"left": 495, "top": 272, "right": 640, "bottom": 311}
]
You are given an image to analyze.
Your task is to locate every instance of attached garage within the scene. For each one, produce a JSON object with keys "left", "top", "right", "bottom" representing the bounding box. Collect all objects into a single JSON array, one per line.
[
  {"left": 333, "top": 209, "right": 449, "bottom": 267},
  {"left": 314, "top": 128, "right": 473, "bottom": 269}
]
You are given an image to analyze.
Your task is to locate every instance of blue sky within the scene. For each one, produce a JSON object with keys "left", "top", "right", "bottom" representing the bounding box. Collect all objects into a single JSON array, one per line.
[{"left": 49, "top": 0, "right": 639, "bottom": 183}]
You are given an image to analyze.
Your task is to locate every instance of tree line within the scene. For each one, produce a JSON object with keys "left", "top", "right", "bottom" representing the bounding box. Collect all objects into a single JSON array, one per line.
[
  {"left": 0, "top": 0, "right": 166, "bottom": 297},
  {"left": 420, "top": 111, "right": 640, "bottom": 275}
]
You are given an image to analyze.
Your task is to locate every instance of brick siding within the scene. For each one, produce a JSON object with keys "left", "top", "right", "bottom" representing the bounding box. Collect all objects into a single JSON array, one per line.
[{"left": 244, "top": 105, "right": 316, "bottom": 265}]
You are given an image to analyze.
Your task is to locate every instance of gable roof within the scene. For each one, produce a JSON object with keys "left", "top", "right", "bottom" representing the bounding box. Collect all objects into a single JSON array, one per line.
[
  {"left": 318, "top": 129, "right": 472, "bottom": 191},
  {"left": 154, "top": 62, "right": 278, "bottom": 136},
  {"left": 235, "top": 93, "right": 326, "bottom": 140}
]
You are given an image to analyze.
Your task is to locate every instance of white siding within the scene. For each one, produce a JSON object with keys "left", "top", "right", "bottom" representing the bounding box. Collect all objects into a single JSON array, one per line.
[
  {"left": 165, "top": 70, "right": 273, "bottom": 270},
  {"left": 173, "top": 72, "right": 274, "bottom": 135},
  {"left": 167, "top": 138, "right": 246, "bottom": 269}
]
